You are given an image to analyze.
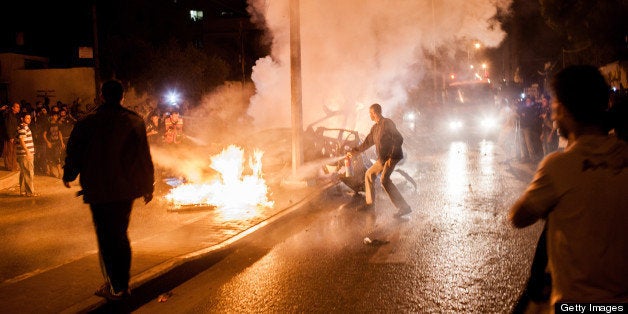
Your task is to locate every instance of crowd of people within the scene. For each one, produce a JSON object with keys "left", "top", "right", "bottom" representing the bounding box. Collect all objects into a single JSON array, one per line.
[
  {"left": 1, "top": 99, "right": 81, "bottom": 180},
  {"left": 497, "top": 93, "right": 566, "bottom": 163},
  {"left": 121, "top": 99, "right": 188, "bottom": 147},
  {"left": 1, "top": 96, "right": 188, "bottom": 170},
  {"left": 144, "top": 109, "right": 186, "bottom": 146}
]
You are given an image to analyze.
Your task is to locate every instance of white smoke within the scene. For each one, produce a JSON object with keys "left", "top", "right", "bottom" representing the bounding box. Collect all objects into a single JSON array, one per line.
[{"left": 246, "top": 0, "right": 510, "bottom": 133}]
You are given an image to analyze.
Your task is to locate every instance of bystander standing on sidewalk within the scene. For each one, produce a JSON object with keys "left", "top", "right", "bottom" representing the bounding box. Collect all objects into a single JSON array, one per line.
[
  {"left": 31, "top": 107, "right": 49, "bottom": 175},
  {"left": 44, "top": 113, "right": 65, "bottom": 178},
  {"left": 0, "top": 103, "right": 6, "bottom": 160},
  {"left": 517, "top": 97, "right": 543, "bottom": 162},
  {"left": 163, "top": 110, "right": 184, "bottom": 145},
  {"left": 3, "top": 102, "right": 21, "bottom": 171},
  {"left": 16, "top": 113, "right": 36, "bottom": 196},
  {"left": 146, "top": 112, "right": 164, "bottom": 146},
  {"left": 539, "top": 94, "right": 558, "bottom": 156}
]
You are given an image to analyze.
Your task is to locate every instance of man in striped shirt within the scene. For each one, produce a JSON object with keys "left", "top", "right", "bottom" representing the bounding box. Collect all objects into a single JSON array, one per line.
[{"left": 16, "top": 113, "right": 36, "bottom": 196}]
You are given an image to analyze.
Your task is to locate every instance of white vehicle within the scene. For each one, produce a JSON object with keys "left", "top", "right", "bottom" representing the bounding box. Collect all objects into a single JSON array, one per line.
[{"left": 441, "top": 80, "right": 500, "bottom": 139}]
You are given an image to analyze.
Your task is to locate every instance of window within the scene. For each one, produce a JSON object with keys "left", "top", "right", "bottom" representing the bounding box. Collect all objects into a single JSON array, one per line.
[{"left": 190, "top": 10, "right": 203, "bottom": 22}]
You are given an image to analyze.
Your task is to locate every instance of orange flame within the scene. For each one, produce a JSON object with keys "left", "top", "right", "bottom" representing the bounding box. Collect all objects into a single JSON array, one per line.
[{"left": 165, "top": 145, "right": 274, "bottom": 212}]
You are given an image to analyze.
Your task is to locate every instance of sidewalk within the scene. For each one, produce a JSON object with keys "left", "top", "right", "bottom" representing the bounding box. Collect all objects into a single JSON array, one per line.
[
  {"left": 0, "top": 169, "right": 19, "bottom": 192},
  {"left": 0, "top": 166, "right": 337, "bottom": 313}
]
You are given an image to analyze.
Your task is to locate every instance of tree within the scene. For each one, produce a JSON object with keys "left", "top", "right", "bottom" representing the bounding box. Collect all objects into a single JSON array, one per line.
[
  {"left": 137, "top": 38, "right": 229, "bottom": 104},
  {"left": 95, "top": 0, "right": 230, "bottom": 105},
  {"left": 540, "top": 0, "right": 628, "bottom": 66},
  {"left": 491, "top": 0, "right": 627, "bottom": 88},
  {"left": 494, "top": 0, "right": 564, "bottom": 86}
]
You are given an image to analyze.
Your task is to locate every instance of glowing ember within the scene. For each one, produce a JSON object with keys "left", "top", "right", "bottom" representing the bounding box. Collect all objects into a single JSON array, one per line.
[{"left": 165, "top": 145, "right": 274, "bottom": 210}]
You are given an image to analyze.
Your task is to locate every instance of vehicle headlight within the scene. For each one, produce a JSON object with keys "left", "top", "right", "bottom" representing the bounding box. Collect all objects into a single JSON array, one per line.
[
  {"left": 449, "top": 120, "right": 463, "bottom": 131},
  {"left": 404, "top": 112, "right": 416, "bottom": 122}
]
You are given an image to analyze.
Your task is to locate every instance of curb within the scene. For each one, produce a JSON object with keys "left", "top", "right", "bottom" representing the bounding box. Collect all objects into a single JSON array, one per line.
[
  {"left": 64, "top": 181, "right": 338, "bottom": 313},
  {"left": 0, "top": 171, "right": 19, "bottom": 191}
]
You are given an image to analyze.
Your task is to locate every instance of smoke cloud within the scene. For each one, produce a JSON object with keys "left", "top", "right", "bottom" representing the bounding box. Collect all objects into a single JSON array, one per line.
[
  {"left": 246, "top": 0, "right": 510, "bottom": 133},
  {"left": 152, "top": 0, "right": 511, "bottom": 184}
]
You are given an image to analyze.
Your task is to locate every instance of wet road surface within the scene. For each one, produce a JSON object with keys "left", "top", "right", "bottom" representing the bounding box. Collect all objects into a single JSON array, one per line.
[{"left": 135, "top": 134, "right": 545, "bottom": 313}]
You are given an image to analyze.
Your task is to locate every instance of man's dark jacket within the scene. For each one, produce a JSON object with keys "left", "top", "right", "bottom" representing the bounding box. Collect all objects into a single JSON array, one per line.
[
  {"left": 517, "top": 103, "right": 542, "bottom": 130},
  {"left": 3, "top": 110, "right": 20, "bottom": 141},
  {"left": 353, "top": 117, "right": 404, "bottom": 161},
  {"left": 63, "top": 103, "right": 154, "bottom": 204}
]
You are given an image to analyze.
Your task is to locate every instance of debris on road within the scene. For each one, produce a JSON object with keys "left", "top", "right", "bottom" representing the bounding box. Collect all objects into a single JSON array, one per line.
[
  {"left": 363, "top": 237, "right": 390, "bottom": 246},
  {"left": 157, "top": 291, "right": 173, "bottom": 303}
]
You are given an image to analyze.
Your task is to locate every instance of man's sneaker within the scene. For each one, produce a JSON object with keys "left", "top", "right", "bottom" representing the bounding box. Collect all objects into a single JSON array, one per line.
[
  {"left": 94, "top": 283, "right": 130, "bottom": 301},
  {"left": 393, "top": 207, "right": 412, "bottom": 218}
]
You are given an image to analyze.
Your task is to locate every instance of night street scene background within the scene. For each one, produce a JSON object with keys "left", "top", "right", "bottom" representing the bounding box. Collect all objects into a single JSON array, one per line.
[{"left": 0, "top": 0, "right": 626, "bottom": 313}]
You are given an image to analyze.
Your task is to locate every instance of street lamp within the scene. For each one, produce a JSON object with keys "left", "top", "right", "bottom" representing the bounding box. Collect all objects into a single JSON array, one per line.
[
  {"left": 467, "top": 42, "right": 482, "bottom": 67},
  {"left": 165, "top": 90, "right": 180, "bottom": 106}
]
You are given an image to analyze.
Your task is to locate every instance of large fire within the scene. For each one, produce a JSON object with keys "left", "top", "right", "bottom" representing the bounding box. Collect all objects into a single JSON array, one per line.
[{"left": 165, "top": 145, "right": 274, "bottom": 212}]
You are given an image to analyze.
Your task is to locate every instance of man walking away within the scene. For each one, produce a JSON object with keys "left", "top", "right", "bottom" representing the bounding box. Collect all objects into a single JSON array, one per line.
[
  {"left": 347, "top": 103, "right": 412, "bottom": 218},
  {"left": 63, "top": 80, "right": 155, "bottom": 301}
]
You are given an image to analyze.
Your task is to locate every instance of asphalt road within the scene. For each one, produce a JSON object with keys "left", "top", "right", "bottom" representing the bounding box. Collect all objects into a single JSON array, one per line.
[
  {"left": 0, "top": 175, "right": 210, "bottom": 285},
  {"left": 134, "top": 133, "right": 543, "bottom": 313}
]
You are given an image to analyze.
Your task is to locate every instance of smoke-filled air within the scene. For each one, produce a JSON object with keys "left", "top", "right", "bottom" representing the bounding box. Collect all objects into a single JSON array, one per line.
[
  {"left": 152, "top": 0, "right": 511, "bottom": 186},
  {"left": 246, "top": 0, "right": 510, "bottom": 133}
]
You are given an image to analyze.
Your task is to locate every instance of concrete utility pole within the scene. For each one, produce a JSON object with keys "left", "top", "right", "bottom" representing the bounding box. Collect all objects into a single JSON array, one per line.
[
  {"left": 290, "top": 0, "right": 304, "bottom": 177},
  {"left": 92, "top": 2, "right": 100, "bottom": 104}
]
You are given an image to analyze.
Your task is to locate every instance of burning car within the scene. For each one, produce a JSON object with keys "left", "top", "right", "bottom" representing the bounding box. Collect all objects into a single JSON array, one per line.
[
  {"left": 306, "top": 126, "right": 373, "bottom": 193},
  {"left": 233, "top": 125, "right": 375, "bottom": 194},
  {"left": 161, "top": 118, "right": 415, "bottom": 211}
]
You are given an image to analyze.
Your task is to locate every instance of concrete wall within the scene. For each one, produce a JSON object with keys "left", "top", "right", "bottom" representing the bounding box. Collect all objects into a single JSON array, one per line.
[
  {"left": 1, "top": 53, "right": 153, "bottom": 112},
  {"left": 0, "top": 53, "right": 49, "bottom": 83},
  {"left": 10, "top": 67, "right": 96, "bottom": 106},
  {"left": 0, "top": 53, "right": 50, "bottom": 104}
]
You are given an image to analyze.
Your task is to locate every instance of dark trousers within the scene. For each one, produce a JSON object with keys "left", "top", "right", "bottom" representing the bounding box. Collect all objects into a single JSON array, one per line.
[
  {"left": 512, "top": 226, "right": 551, "bottom": 313},
  {"left": 365, "top": 159, "right": 411, "bottom": 211},
  {"left": 3, "top": 140, "right": 17, "bottom": 171},
  {"left": 521, "top": 128, "right": 539, "bottom": 160},
  {"left": 90, "top": 200, "right": 134, "bottom": 293}
]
